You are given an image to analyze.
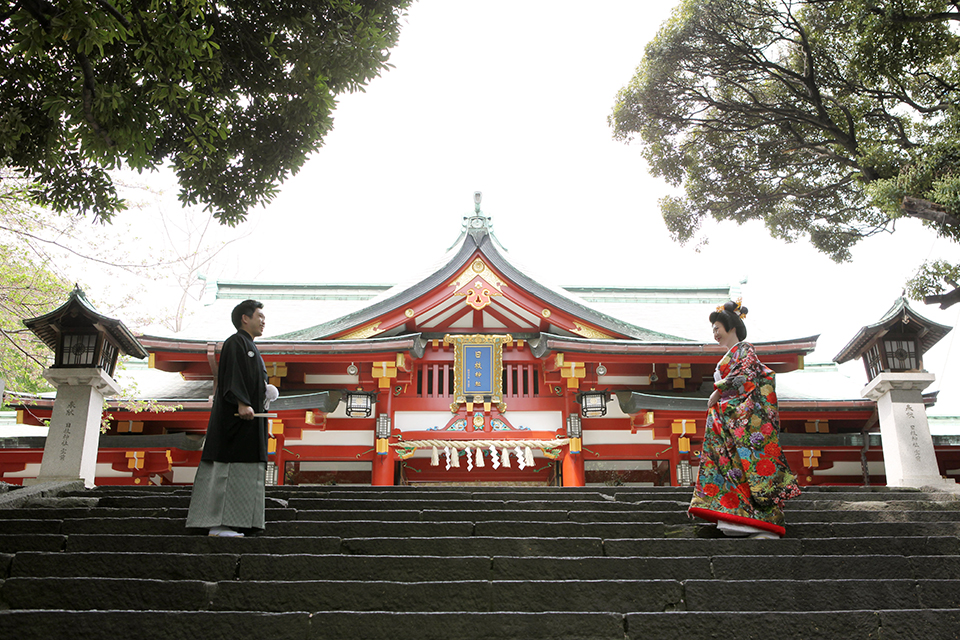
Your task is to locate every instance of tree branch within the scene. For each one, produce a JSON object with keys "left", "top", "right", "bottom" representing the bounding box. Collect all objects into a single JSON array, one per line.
[
  {"left": 0, "top": 223, "right": 179, "bottom": 269},
  {"left": 91, "top": 0, "right": 132, "bottom": 30},
  {"left": 0, "top": 327, "right": 46, "bottom": 368},
  {"left": 925, "top": 286, "right": 960, "bottom": 310},
  {"left": 901, "top": 196, "right": 960, "bottom": 228}
]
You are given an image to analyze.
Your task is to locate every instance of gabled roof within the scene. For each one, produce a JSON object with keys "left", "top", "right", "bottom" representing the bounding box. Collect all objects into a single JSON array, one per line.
[
  {"left": 274, "top": 217, "right": 688, "bottom": 343},
  {"left": 834, "top": 296, "right": 953, "bottom": 364},
  {"left": 23, "top": 286, "right": 148, "bottom": 359}
]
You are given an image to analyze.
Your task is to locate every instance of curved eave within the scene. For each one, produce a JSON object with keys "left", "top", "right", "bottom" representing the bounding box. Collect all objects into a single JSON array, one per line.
[
  {"left": 475, "top": 234, "right": 686, "bottom": 341},
  {"left": 615, "top": 390, "right": 935, "bottom": 415},
  {"left": 270, "top": 390, "right": 342, "bottom": 413},
  {"left": 273, "top": 230, "right": 684, "bottom": 342},
  {"left": 532, "top": 333, "right": 819, "bottom": 359},
  {"left": 138, "top": 334, "right": 427, "bottom": 360},
  {"left": 24, "top": 296, "right": 148, "bottom": 360},
  {"left": 834, "top": 299, "right": 953, "bottom": 363},
  {"left": 274, "top": 237, "right": 479, "bottom": 340}
]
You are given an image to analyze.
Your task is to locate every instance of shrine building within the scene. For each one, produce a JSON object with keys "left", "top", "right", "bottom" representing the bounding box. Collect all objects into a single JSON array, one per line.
[{"left": 3, "top": 202, "right": 959, "bottom": 487}]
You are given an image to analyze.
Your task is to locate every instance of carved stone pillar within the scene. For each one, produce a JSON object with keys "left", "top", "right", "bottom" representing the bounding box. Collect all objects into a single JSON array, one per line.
[{"left": 861, "top": 372, "right": 947, "bottom": 488}]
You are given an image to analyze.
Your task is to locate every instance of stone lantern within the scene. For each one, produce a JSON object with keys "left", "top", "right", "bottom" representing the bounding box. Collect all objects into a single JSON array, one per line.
[
  {"left": 22, "top": 286, "right": 148, "bottom": 488},
  {"left": 834, "top": 297, "right": 952, "bottom": 488}
]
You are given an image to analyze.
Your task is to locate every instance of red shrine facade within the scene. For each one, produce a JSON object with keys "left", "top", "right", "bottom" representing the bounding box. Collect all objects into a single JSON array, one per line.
[{"left": 4, "top": 210, "right": 958, "bottom": 487}]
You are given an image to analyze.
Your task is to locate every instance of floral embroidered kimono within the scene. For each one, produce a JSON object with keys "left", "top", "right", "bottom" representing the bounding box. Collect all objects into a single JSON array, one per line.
[{"left": 689, "top": 342, "right": 801, "bottom": 536}]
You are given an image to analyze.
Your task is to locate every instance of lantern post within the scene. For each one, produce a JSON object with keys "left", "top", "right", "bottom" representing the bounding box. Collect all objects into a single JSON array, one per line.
[
  {"left": 834, "top": 297, "right": 952, "bottom": 488},
  {"left": 22, "top": 287, "right": 147, "bottom": 488}
]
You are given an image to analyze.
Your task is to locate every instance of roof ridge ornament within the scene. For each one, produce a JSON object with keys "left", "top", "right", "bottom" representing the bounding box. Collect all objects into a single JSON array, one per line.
[{"left": 463, "top": 191, "right": 492, "bottom": 237}]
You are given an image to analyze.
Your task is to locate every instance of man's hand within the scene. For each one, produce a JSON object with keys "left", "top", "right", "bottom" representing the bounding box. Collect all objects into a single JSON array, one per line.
[{"left": 237, "top": 403, "right": 255, "bottom": 420}]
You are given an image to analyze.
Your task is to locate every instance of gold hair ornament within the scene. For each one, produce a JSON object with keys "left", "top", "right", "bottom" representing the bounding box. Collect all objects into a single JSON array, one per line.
[{"left": 715, "top": 298, "right": 747, "bottom": 320}]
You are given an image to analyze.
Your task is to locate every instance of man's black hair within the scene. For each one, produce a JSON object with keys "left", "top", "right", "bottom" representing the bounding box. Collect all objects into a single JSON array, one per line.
[{"left": 231, "top": 299, "right": 263, "bottom": 330}]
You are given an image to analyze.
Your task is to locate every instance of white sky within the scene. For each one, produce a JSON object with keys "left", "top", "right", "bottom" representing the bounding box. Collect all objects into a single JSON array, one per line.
[{"left": 80, "top": 1, "right": 959, "bottom": 415}]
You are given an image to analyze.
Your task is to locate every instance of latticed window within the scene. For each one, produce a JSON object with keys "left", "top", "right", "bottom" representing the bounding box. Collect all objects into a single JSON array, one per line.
[
  {"left": 60, "top": 333, "right": 98, "bottom": 367},
  {"left": 864, "top": 343, "right": 883, "bottom": 379},
  {"left": 98, "top": 340, "right": 119, "bottom": 376},
  {"left": 883, "top": 338, "right": 918, "bottom": 371}
]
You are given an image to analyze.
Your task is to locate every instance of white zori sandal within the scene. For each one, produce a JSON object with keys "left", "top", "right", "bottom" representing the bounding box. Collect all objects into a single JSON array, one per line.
[{"left": 717, "top": 520, "right": 780, "bottom": 539}]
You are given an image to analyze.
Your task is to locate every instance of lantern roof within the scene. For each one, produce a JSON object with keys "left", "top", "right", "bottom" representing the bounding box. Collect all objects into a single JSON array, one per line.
[
  {"left": 833, "top": 296, "right": 952, "bottom": 364},
  {"left": 22, "top": 286, "right": 148, "bottom": 359}
]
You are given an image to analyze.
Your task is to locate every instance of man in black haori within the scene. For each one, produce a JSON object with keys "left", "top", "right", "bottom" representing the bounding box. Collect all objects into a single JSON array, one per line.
[{"left": 186, "top": 299, "right": 270, "bottom": 537}]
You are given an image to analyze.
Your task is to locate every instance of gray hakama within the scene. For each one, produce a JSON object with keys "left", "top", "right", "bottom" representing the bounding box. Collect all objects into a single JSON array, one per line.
[{"left": 185, "top": 460, "right": 266, "bottom": 530}]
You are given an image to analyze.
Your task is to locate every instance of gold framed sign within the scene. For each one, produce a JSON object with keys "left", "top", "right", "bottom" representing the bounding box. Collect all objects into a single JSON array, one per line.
[{"left": 443, "top": 334, "right": 513, "bottom": 407}]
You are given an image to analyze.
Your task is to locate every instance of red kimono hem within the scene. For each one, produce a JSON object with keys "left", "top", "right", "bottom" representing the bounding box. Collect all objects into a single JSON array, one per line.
[{"left": 688, "top": 506, "right": 786, "bottom": 537}]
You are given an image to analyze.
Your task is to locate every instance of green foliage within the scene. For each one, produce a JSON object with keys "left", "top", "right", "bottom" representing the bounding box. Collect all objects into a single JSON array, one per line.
[
  {"left": 906, "top": 259, "right": 960, "bottom": 299},
  {"left": 0, "top": 184, "right": 71, "bottom": 393},
  {"left": 1, "top": 0, "right": 410, "bottom": 224},
  {"left": 610, "top": 0, "right": 960, "bottom": 267}
]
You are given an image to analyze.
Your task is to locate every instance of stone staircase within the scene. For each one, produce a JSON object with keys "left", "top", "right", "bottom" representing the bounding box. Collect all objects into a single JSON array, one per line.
[{"left": 2, "top": 483, "right": 960, "bottom": 639}]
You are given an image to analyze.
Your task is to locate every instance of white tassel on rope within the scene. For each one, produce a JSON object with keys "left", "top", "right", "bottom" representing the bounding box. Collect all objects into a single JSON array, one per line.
[
  {"left": 451, "top": 447, "right": 460, "bottom": 468},
  {"left": 490, "top": 444, "right": 500, "bottom": 469},
  {"left": 444, "top": 446, "right": 451, "bottom": 471},
  {"left": 475, "top": 446, "right": 484, "bottom": 467},
  {"left": 465, "top": 446, "right": 473, "bottom": 471},
  {"left": 501, "top": 447, "right": 511, "bottom": 468},
  {"left": 431, "top": 446, "right": 440, "bottom": 467},
  {"left": 524, "top": 446, "right": 535, "bottom": 467},
  {"left": 515, "top": 446, "right": 525, "bottom": 470}
]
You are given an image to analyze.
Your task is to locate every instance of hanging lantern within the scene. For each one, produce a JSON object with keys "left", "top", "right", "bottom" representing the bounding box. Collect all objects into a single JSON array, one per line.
[
  {"left": 577, "top": 390, "right": 610, "bottom": 418},
  {"left": 345, "top": 392, "right": 375, "bottom": 418}
]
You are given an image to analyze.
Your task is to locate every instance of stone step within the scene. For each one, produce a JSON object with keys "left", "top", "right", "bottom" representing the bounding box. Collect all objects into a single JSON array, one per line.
[
  {"left": 4, "top": 506, "right": 958, "bottom": 528},
  {"left": 24, "top": 515, "right": 957, "bottom": 539},
  {"left": 6, "top": 575, "right": 960, "bottom": 613},
  {"left": 0, "top": 535, "right": 65, "bottom": 553},
  {"left": 782, "top": 521, "right": 960, "bottom": 538},
  {"left": 680, "top": 578, "right": 960, "bottom": 611},
  {"left": 286, "top": 498, "right": 661, "bottom": 511},
  {"left": 3, "top": 483, "right": 957, "bottom": 640},
  {"left": 604, "top": 536, "right": 960, "bottom": 556},
  {"left": 618, "top": 490, "right": 946, "bottom": 503},
  {"left": 346, "top": 536, "right": 610, "bottom": 557},
  {"left": 0, "top": 610, "right": 623, "bottom": 640},
  {"left": 0, "top": 507, "right": 298, "bottom": 521},
  {"left": 11, "top": 550, "right": 959, "bottom": 582},
  {"left": 622, "top": 610, "right": 960, "bottom": 640},
  {"left": 784, "top": 499, "right": 960, "bottom": 511},
  {"left": 0, "top": 576, "right": 679, "bottom": 613},
  {"left": 2, "top": 608, "right": 957, "bottom": 640},
  {"left": 55, "top": 486, "right": 952, "bottom": 507},
  {"left": 9, "top": 551, "right": 241, "bottom": 580},
  {"left": 63, "top": 534, "right": 342, "bottom": 555},
  {"left": 15, "top": 517, "right": 672, "bottom": 538},
  {"left": 0, "top": 519, "right": 62, "bottom": 534}
]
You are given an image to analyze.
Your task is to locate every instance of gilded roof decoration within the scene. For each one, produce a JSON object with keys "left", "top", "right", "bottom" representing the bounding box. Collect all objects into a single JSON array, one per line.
[
  {"left": 450, "top": 258, "right": 507, "bottom": 311},
  {"left": 572, "top": 322, "right": 614, "bottom": 340},
  {"left": 338, "top": 321, "right": 382, "bottom": 340}
]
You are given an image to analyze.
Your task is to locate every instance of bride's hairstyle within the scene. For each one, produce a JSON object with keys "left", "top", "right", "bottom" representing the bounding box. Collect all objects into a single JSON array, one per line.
[{"left": 709, "top": 300, "right": 748, "bottom": 341}]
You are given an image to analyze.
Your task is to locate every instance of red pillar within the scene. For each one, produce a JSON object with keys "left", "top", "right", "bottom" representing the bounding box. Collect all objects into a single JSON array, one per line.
[
  {"left": 371, "top": 390, "right": 396, "bottom": 486},
  {"left": 371, "top": 451, "right": 395, "bottom": 486},
  {"left": 562, "top": 450, "right": 585, "bottom": 487},
  {"left": 561, "top": 392, "right": 585, "bottom": 486}
]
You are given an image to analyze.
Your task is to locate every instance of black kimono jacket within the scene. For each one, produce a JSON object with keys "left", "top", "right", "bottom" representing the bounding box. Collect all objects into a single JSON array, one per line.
[{"left": 200, "top": 330, "right": 269, "bottom": 463}]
